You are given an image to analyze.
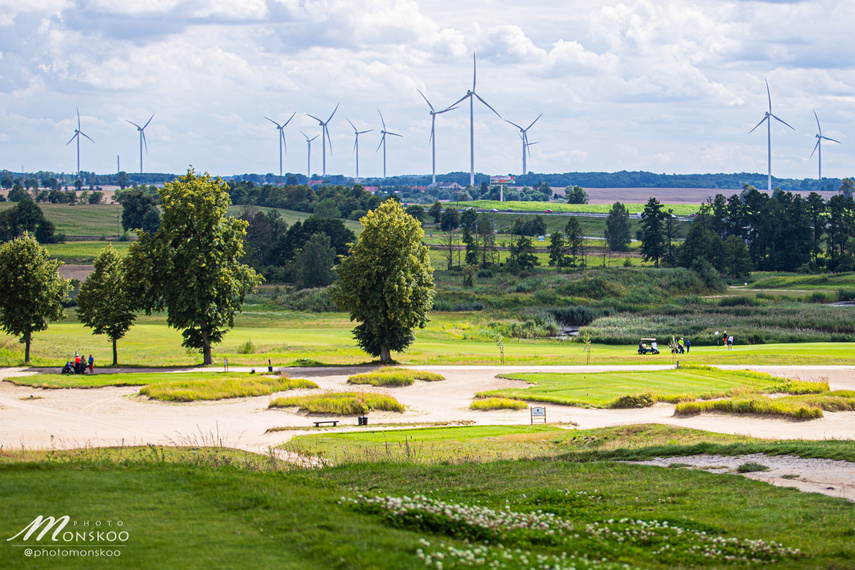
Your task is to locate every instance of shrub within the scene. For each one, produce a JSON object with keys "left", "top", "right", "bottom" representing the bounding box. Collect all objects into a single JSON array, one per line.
[
  {"left": 140, "top": 376, "right": 317, "bottom": 402},
  {"left": 608, "top": 394, "right": 654, "bottom": 408},
  {"left": 237, "top": 339, "right": 256, "bottom": 354},
  {"left": 470, "top": 397, "right": 528, "bottom": 411},
  {"left": 737, "top": 462, "right": 770, "bottom": 473},
  {"left": 269, "top": 392, "right": 404, "bottom": 414},
  {"left": 347, "top": 367, "right": 444, "bottom": 387}
]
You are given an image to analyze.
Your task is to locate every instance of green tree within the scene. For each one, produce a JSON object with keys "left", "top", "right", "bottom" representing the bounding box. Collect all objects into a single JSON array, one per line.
[
  {"left": 566, "top": 185, "right": 588, "bottom": 204},
  {"left": 295, "top": 233, "right": 337, "bottom": 289},
  {"left": 440, "top": 207, "right": 460, "bottom": 231},
  {"left": 76, "top": 245, "right": 136, "bottom": 365},
  {"left": 547, "top": 231, "right": 567, "bottom": 268},
  {"left": 459, "top": 207, "right": 477, "bottom": 230},
  {"left": 125, "top": 170, "right": 263, "bottom": 364},
  {"left": 506, "top": 235, "right": 538, "bottom": 274},
  {"left": 116, "top": 171, "right": 130, "bottom": 190},
  {"left": 405, "top": 205, "right": 425, "bottom": 223},
  {"left": 605, "top": 202, "right": 631, "bottom": 251},
  {"left": 428, "top": 200, "right": 443, "bottom": 223},
  {"left": 640, "top": 197, "right": 666, "bottom": 267},
  {"left": 564, "top": 217, "right": 586, "bottom": 267},
  {"left": 0, "top": 234, "right": 72, "bottom": 363},
  {"left": 840, "top": 178, "right": 855, "bottom": 200},
  {"left": 722, "top": 235, "right": 752, "bottom": 279},
  {"left": 330, "top": 199, "right": 434, "bottom": 363},
  {"left": 122, "top": 188, "right": 161, "bottom": 235}
]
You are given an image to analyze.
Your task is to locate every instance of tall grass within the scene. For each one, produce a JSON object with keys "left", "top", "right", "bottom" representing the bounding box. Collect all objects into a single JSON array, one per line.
[
  {"left": 674, "top": 391, "right": 855, "bottom": 420},
  {"left": 470, "top": 397, "right": 528, "bottom": 411},
  {"left": 140, "top": 376, "right": 318, "bottom": 401},
  {"left": 347, "top": 367, "right": 444, "bottom": 386},
  {"left": 269, "top": 391, "right": 405, "bottom": 414}
]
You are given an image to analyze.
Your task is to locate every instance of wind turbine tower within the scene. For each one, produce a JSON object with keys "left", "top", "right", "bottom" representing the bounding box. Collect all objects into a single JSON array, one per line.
[
  {"left": 505, "top": 114, "right": 542, "bottom": 176},
  {"left": 749, "top": 80, "right": 795, "bottom": 192},
  {"left": 306, "top": 104, "right": 338, "bottom": 177},
  {"left": 811, "top": 109, "right": 841, "bottom": 183},
  {"left": 66, "top": 106, "right": 94, "bottom": 176},
  {"left": 300, "top": 130, "right": 320, "bottom": 179},
  {"left": 376, "top": 109, "right": 402, "bottom": 179},
  {"left": 417, "top": 89, "right": 457, "bottom": 185},
  {"left": 265, "top": 113, "right": 296, "bottom": 177},
  {"left": 126, "top": 114, "right": 154, "bottom": 174},
  {"left": 346, "top": 118, "right": 373, "bottom": 179},
  {"left": 451, "top": 53, "right": 502, "bottom": 188}
]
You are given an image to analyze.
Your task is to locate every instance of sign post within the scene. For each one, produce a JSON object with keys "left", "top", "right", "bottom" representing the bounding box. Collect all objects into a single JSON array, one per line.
[
  {"left": 490, "top": 175, "right": 515, "bottom": 202},
  {"left": 530, "top": 406, "right": 546, "bottom": 425}
]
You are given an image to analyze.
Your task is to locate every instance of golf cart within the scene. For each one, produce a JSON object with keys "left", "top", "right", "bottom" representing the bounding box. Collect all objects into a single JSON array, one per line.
[{"left": 638, "top": 338, "right": 659, "bottom": 355}]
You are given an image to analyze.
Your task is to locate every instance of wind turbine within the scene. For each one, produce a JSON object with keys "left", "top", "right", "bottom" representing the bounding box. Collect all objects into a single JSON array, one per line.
[
  {"left": 306, "top": 104, "right": 338, "bottom": 176},
  {"left": 810, "top": 109, "right": 841, "bottom": 183},
  {"left": 346, "top": 118, "right": 373, "bottom": 179},
  {"left": 300, "top": 130, "right": 320, "bottom": 179},
  {"left": 376, "top": 109, "right": 402, "bottom": 179},
  {"left": 749, "top": 80, "right": 795, "bottom": 192},
  {"left": 265, "top": 113, "right": 296, "bottom": 177},
  {"left": 505, "top": 114, "right": 542, "bottom": 175},
  {"left": 66, "top": 106, "right": 94, "bottom": 176},
  {"left": 417, "top": 89, "right": 457, "bottom": 185},
  {"left": 451, "top": 52, "right": 502, "bottom": 187},
  {"left": 126, "top": 114, "right": 154, "bottom": 174}
]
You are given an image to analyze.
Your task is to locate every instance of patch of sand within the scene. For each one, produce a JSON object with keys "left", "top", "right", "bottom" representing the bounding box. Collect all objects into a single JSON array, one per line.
[{"left": 1, "top": 364, "right": 853, "bottom": 500}]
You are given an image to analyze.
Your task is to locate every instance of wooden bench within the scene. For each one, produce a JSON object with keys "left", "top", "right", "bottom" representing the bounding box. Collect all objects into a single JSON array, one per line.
[{"left": 313, "top": 420, "right": 338, "bottom": 427}]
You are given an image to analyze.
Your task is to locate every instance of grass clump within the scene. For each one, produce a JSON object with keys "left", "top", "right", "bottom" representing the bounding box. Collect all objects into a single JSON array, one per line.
[
  {"left": 236, "top": 339, "right": 256, "bottom": 354},
  {"left": 608, "top": 393, "right": 655, "bottom": 408},
  {"left": 269, "top": 391, "right": 404, "bottom": 414},
  {"left": 140, "top": 376, "right": 317, "bottom": 401},
  {"left": 675, "top": 396, "right": 824, "bottom": 420},
  {"left": 737, "top": 461, "right": 771, "bottom": 473},
  {"left": 470, "top": 397, "right": 528, "bottom": 411},
  {"left": 347, "top": 367, "right": 445, "bottom": 387}
]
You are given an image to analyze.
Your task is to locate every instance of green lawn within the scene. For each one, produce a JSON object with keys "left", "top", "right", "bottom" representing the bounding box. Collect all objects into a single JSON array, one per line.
[
  {"left": 2, "top": 371, "right": 270, "bottom": 389},
  {"left": 45, "top": 241, "right": 132, "bottom": 263},
  {"left": 480, "top": 367, "right": 791, "bottom": 407},
  {"left": 465, "top": 199, "right": 700, "bottom": 216},
  {"left": 0, "top": 203, "right": 123, "bottom": 237},
  {"left": 1, "top": 435, "right": 853, "bottom": 568}
]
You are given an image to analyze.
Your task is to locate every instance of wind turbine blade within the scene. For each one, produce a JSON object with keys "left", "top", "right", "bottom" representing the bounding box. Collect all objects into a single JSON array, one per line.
[
  {"left": 80, "top": 131, "right": 95, "bottom": 143},
  {"left": 142, "top": 131, "right": 148, "bottom": 154},
  {"left": 474, "top": 93, "right": 502, "bottom": 118},
  {"left": 437, "top": 105, "right": 458, "bottom": 114},
  {"left": 281, "top": 129, "right": 287, "bottom": 154},
  {"left": 765, "top": 79, "right": 771, "bottom": 112},
  {"left": 770, "top": 114, "right": 795, "bottom": 131},
  {"left": 505, "top": 119, "right": 523, "bottom": 130},
  {"left": 325, "top": 125, "right": 333, "bottom": 155},
  {"left": 265, "top": 116, "right": 280, "bottom": 127},
  {"left": 66, "top": 133, "right": 78, "bottom": 145},
  {"left": 76, "top": 106, "right": 81, "bottom": 129},
  {"left": 282, "top": 112, "right": 295, "bottom": 127},
  {"left": 376, "top": 135, "right": 385, "bottom": 152},
  {"left": 358, "top": 129, "right": 373, "bottom": 135},
  {"left": 326, "top": 103, "right": 339, "bottom": 123},
  {"left": 450, "top": 93, "right": 470, "bottom": 108},
  {"left": 813, "top": 109, "right": 821, "bottom": 135},
  {"left": 306, "top": 113, "right": 322, "bottom": 123},
  {"left": 417, "top": 89, "right": 435, "bottom": 112},
  {"left": 310, "top": 135, "right": 319, "bottom": 142},
  {"left": 526, "top": 114, "right": 543, "bottom": 131},
  {"left": 822, "top": 136, "right": 842, "bottom": 144},
  {"left": 748, "top": 116, "right": 768, "bottom": 134},
  {"left": 127, "top": 119, "right": 141, "bottom": 129},
  {"left": 472, "top": 52, "right": 476, "bottom": 91},
  {"left": 142, "top": 114, "right": 154, "bottom": 129},
  {"left": 810, "top": 139, "right": 820, "bottom": 159},
  {"left": 346, "top": 117, "right": 357, "bottom": 132},
  {"left": 429, "top": 123, "right": 435, "bottom": 145},
  {"left": 377, "top": 108, "right": 386, "bottom": 130},
  {"left": 388, "top": 132, "right": 402, "bottom": 138},
  {"left": 300, "top": 130, "right": 309, "bottom": 140}
]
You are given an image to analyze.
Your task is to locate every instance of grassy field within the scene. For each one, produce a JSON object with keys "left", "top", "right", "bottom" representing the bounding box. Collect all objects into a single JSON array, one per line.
[
  {"left": 2, "top": 427, "right": 854, "bottom": 568},
  {"left": 0, "top": 202, "right": 123, "bottom": 237},
  {"left": 4, "top": 305, "right": 855, "bottom": 367},
  {"left": 464, "top": 200, "right": 700, "bottom": 216}
]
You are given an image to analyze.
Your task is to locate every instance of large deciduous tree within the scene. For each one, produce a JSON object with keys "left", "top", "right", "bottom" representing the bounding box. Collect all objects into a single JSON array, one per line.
[
  {"left": 125, "top": 170, "right": 262, "bottom": 364},
  {"left": 76, "top": 245, "right": 136, "bottom": 365},
  {"left": 0, "top": 234, "right": 72, "bottom": 363},
  {"left": 121, "top": 188, "right": 161, "bottom": 235},
  {"left": 330, "top": 199, "right": 435, "bottom": 363}
]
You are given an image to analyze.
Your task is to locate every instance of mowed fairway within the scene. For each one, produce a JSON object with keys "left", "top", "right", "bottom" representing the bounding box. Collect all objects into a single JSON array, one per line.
[{"left": 483, "top": 368, "right": 788, "bottom": 407}]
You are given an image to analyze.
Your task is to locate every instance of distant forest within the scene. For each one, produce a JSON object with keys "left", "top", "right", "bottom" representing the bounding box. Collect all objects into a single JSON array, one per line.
[{"left": 0, "top": 168, "right": 845, "bottom": 193}]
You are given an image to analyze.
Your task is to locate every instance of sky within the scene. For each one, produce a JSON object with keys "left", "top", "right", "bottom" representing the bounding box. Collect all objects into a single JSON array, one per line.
[{"left": 1, "top": 0, "right": 854, "bottom": 182}]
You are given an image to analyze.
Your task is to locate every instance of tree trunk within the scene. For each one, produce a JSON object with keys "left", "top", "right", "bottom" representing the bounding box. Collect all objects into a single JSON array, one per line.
[
  {"left": 112, "top": 337, "right": 118, "bottom": 366},
  {"left": 201, "top": 319, "right": 212, "bottom": 365},
  {"left": 379, "top": 345, "right": 391, "bottom": 363},
  {"left": 24, "top": 330, "right": 31, "bottom": 364}
]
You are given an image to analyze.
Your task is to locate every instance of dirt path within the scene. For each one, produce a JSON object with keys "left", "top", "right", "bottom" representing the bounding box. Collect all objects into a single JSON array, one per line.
[{"left": 1, "top": 364, "right": 854, "bottom": 500}]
